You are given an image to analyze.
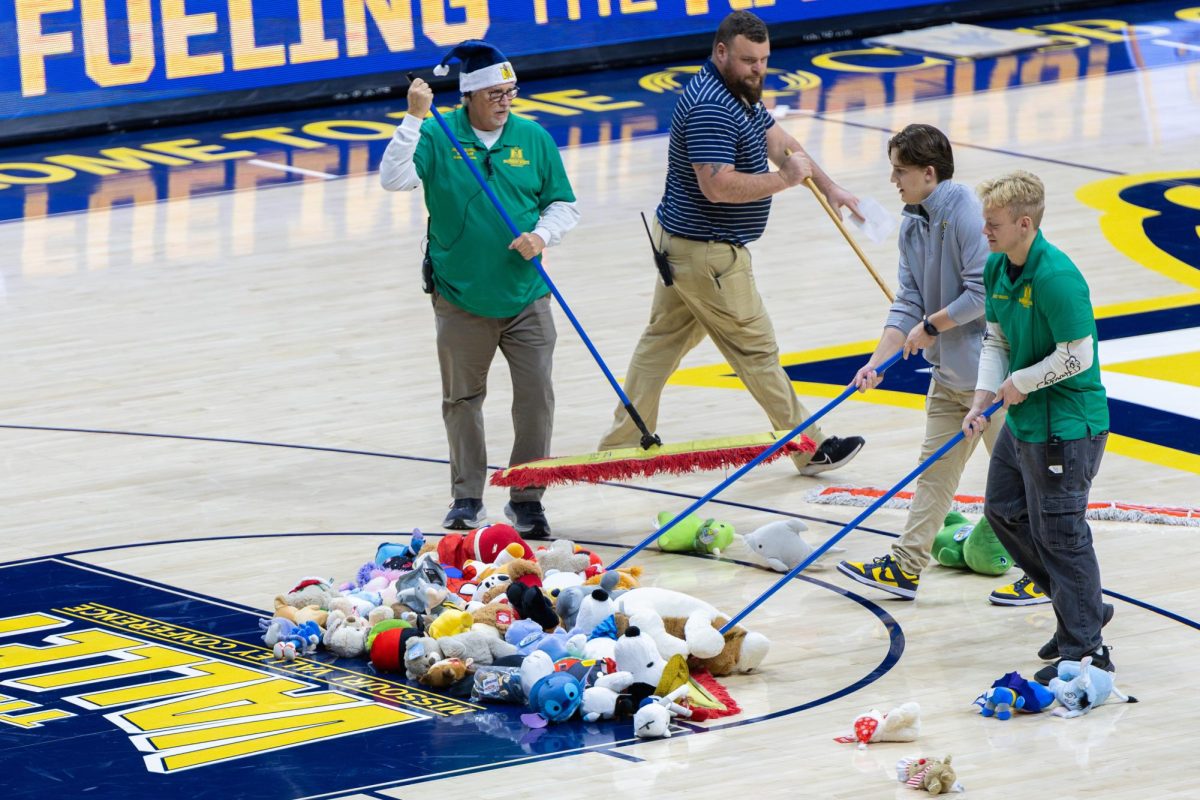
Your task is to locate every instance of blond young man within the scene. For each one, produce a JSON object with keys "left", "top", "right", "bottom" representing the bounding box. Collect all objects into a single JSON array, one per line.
[{"left": 964, "top": 170, "right": 1113, "bottom": 684}]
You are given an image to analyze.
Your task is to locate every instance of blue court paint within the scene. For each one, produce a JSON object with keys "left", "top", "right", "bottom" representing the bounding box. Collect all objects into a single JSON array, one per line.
[{"left": 0, "top": 552, "right": 901, "bottom": 799}]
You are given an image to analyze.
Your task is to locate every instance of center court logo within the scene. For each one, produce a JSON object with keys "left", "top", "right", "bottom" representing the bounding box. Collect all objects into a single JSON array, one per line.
[{"left": 639, "top": 65, "right": 821, "bottom": 98}]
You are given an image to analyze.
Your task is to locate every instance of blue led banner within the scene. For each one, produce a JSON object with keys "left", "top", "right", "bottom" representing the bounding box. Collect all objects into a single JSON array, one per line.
[{"left": 3, "top": 0, "right": 984, "bottom": 123}]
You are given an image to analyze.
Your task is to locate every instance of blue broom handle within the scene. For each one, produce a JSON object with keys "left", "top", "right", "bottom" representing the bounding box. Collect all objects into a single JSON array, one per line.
[
  {"left": 422, "top": 101, "right": 658, "bottom": 442},
  {"left": 719, "top": 399, "right": 1004, "bottom": 633},
  {"left": 606, "top": 350, "right": 906, "bottom": 571}
]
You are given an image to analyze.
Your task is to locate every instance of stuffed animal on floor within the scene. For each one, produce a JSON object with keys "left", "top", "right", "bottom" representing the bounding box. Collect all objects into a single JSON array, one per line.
[
  {"left": 615, "top": 587, "right": 770, "bottom": 675},
  {"left": 437, "top": 523, "right": 534, "bottom": 570},
  {"left": 519, "top": 650, "right": 584, "bottom": 726},
  {"left": 428, "top": 609, "right": 474, "bottom": 639},
  {"left": 278, "top": 578, "right": 341, "bottom": 611},
  {"left": 932, "top": 513, "right": 1012, "bottom": 576},
  {"left": 1048, "top": 655, "right": 1137, "bottom": 718},
  {"left": 419, "top": 656, "right": 474, "bottom": 689},
  {"left": 273, "top": 620, "right": 322, "bottom": 662},
  {"left": 273, "top": 596, "right": 329, "bottom": 628},
  {"left": 323, "top": 609, "right": 371, "bottom": 658},
  {"left": 506, "top": 581, "right": 559, "bottom": 631},
  {"left": 535, "top": 539, "right": 593, "bottom": 575},
  {"left": 654, "top": 512, "right": 735, "bottom": 556},
  {"left": 633, "top": 685, "right": 692, "bottom": 738},
  {"left": 375, "top": 530, "right": 426, "bottom": 569},
  {"left": 974, "top": 671, "right": 1055, "bottom": 719},
  {"left": 741, "top": 518, "right": 839, "bottom": 573},
  {"left": 393, "top": 552, "right": 450, "bottom": 615},
  {"left": 897, "top": 755, "right": 962, "bottom": 794},
  {"left": 835, "top": 702, "right": 921, "bottom": 748}
]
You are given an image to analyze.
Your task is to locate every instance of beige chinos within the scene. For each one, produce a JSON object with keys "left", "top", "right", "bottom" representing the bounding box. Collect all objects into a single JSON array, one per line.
[
  {"left": 434, "top": 292, "right": 556, "bottom": 502},
  {"left": 890, "top": 380, "right": 1004, "bottom": 574},
  {"left": 599, "top": 219, "right": 824, "bottom": 469}
]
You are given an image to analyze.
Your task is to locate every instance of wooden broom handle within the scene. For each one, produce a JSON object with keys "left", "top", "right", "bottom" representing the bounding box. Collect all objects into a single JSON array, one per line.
[{"left": 802, "top": 176, "right": 895, "bottom": 303}]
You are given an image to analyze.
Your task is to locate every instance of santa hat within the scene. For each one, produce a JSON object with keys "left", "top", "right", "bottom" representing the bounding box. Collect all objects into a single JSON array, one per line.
[{"left": 432, "top": 40, "right": 517, "bottom": 93}]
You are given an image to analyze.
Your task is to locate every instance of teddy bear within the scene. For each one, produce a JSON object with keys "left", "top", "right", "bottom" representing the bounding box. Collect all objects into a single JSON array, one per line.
[
  {"left": 278, "top": 578, "right": 341, "bottom": 610},
  {"left": 404, "top": 631, "right": 519, "bottom": 683},
  {"left": 615, "top": 587, "right": 770, "bottom": 675},
  {"left": 1048, "top": 655, "right": 1137, "bottom": 718},
  {"left": 534, "top": 539, "right": 592, "bottom": 575},
  {"left": 419, "top": 656, "right": 475, "bottom": 689},
  {"left": 470, "top": 601, "right": 515, "bottom": 636},
  {"left": 654, "top": 512, "right": 735, "bottom": 556},
  {"left": 323, "top": 609, "right": 371, "bottom": 659},
  {"left": 273, "top": 596, "right": 329, "bottom": 629},
  {"left": 899, "top": 755, "right": 960, "bottom": 794},
  {"left": 835, "top": 702, "right": 921, "bottom": 748}
]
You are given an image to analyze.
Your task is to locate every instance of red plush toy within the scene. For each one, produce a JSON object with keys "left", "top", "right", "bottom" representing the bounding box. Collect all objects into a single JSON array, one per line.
[{"left": 437, "top": 523, "right": 534, "bottom": 569}]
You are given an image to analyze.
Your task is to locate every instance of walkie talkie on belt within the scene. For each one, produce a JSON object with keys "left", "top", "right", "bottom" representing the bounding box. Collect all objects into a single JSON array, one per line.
[
  {"left": 640, "top": 211, "right": 673, "bottom": 287},
  {"left": 421, "top": 217, "right": 434, "bottom": 294}
]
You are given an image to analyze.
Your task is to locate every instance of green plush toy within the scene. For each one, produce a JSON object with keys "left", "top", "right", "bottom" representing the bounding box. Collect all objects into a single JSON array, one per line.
[
  {"left": 655, "top": 512, "right": 735, "bottom": 556},
  {"left": 963, "top": 515, "right": 1013, "bottom": 576},
  {"left": 932, "top": 512, "right": 972, "bottom": 569}
]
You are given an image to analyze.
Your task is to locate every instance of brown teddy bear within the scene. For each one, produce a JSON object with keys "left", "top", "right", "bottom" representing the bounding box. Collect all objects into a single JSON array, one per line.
[
  {"left": 419, "top": 657, "right": 474, "bottom": 689},
  {"left": 470, "top": 601, "right": 515, "bottom": 635},
  {"left": 903, "top": 755, "right": 957, "bottom": 795}
]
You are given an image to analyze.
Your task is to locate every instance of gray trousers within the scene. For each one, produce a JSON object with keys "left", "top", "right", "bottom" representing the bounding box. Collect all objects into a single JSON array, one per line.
[
  {"left": 433, "top": 292, "right": 556, "bottom": 502},
  {"left": 984, "top": 425, "right": 1108, "bottom": 660}
]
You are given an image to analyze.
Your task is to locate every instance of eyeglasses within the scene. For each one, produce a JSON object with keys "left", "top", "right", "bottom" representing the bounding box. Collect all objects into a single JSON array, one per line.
[{"left": 484, "top": 86, "right": 519, "bottom": 103}]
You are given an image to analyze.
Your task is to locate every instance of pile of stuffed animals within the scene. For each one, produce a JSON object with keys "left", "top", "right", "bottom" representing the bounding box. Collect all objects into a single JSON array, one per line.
[{"left": 259, "top": 523, "right": 776, "bottom": 738}]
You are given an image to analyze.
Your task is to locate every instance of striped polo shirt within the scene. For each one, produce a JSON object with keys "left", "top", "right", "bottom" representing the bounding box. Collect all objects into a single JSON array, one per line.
[{"left": 656, "top": 59, "right": 776, "bottom": 246}]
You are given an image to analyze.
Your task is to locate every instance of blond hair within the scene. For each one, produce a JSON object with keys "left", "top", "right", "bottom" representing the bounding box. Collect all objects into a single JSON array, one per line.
[{"left": 977, "top": 170, "right": 1045, "bottom": 228}]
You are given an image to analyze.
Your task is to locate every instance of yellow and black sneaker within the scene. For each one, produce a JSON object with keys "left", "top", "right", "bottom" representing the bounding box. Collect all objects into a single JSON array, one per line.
[
  {"left": 837, "top": 554, "right": 919, "bottom": 599},
  {"left": 988, "top": 574, "right": 1051, "bottom": 606}
]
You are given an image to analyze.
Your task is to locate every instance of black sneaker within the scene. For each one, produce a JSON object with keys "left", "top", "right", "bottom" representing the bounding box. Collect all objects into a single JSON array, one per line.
[
  {"left": 1034, "top": 645, "right": 1114, "bottom": 686},
  {"left": 800, "top": 436, "right": 866, "bottom": 476},
  {"left": 837, "top": 554, "right": 919, "bottom": 599},
  {"left": 442, "top": 498, "right": 486, "bottom": 530},
  {"left": 505, "top": 500, "right": 551, "bottom": 540},
  {"left": 1038, "top": 603, "right": 1115, "bottom": 661}
]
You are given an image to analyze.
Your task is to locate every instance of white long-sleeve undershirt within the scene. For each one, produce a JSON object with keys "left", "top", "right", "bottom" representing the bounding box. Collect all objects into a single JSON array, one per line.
[
  {"left": 379, "top": 114, "right": 579, "bottom": 247},
  {"left": 976, "top": 321, "right": 1094, "bottom": 394}
]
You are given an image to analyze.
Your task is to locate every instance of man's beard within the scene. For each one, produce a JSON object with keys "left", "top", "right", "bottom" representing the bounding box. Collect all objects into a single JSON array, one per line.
[{"left": 721, "top": 69, "right": 763, "bottom": 105}]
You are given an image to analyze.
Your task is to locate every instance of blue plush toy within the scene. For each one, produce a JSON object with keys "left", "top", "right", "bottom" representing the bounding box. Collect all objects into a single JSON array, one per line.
[
  {"left": 375, "top": 530, "right": 426, "bottom": 568},
  {"left": 1048, "top": 655, "right": 1138, "bottom": 718},
  {"left": 975, "top": 671, "right": 1055, "bottom": 719}
]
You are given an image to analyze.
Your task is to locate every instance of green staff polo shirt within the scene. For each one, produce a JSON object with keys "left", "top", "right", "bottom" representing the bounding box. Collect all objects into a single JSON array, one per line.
[
  {"left": 414, "top": 107, "right": 576, "bottom": 318},
  {"left": 984, "top": 230, "right": 1108, "bottom": 442}
]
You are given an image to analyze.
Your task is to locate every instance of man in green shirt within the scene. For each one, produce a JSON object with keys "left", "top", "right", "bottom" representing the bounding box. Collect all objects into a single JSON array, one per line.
[
  {"left": 963, "top": 170, "right": 1112, "bottom": 684},
  {"left": 381, "top": 41, "right": 579, "bottom": 538}
]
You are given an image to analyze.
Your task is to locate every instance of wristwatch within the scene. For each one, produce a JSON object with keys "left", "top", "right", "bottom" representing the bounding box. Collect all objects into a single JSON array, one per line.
[{"left": 922, "top": 317, "right": 939, "bottom": 337}]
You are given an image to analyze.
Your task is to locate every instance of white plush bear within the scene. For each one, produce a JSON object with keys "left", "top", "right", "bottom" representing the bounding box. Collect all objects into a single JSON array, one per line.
[
  {"left": 323, "top": 610, "right": 370, "bottom": 658},
  {"left": 615, "top": 587, "right": 769, "bottom": 674}
]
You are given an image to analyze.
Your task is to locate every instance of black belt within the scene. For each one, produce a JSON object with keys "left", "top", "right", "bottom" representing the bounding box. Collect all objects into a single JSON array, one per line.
[{"left": 664, "top": 230, "right": 743, "bottom": 247}]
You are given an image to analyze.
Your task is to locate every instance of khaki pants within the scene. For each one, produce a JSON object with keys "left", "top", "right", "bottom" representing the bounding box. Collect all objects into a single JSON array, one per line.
[
  {"left": 599, "top": 220, "right": 824, "bottom": 470},
  {"left": 891, "top": 379, "right": 1004, "bottom": 574},
  {"left": 433, "top": 292, "right": 556, "bottom": 502}
]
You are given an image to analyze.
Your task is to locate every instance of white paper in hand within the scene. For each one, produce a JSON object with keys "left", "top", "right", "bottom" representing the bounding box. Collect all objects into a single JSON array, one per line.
[{"left": 843, "top": 196, "right": 896, "bottom": 244}]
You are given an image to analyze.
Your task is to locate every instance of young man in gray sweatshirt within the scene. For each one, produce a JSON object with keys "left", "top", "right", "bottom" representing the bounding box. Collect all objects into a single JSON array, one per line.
[{"left": 837, "top": 124, "right": 1045, "bottom": 606}]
